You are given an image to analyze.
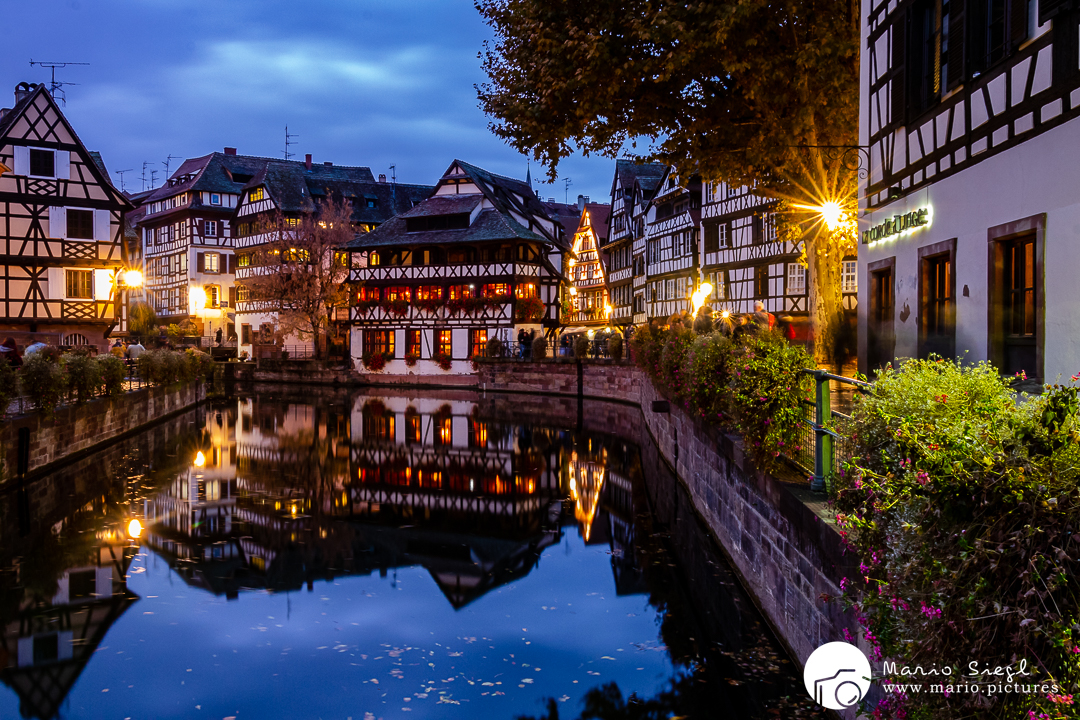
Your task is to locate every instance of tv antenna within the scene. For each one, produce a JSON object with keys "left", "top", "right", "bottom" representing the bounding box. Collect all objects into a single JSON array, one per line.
[
  {"left": 563, "top": 177, "right": 573, "bottom": 205},
  {"left": 28, "top": 60, "right": 89, "bottom": 106},
  {"left": 284, "top": 126, "right": 299, "bottom": 160},
  {"left": 389, "top": 164, "right": 397, "bottom": 210},
  {"left": 141, "top": 162, "right": 150, "bottom": 191},
  {"left": 114, "top": 169, "right": 133, "bottom": 193},
  {"left": 162, "top": 154, "right": 179, "bottom": 179},
  {"left": 150, "top": 169, "right": 159, "bottom": 189}
]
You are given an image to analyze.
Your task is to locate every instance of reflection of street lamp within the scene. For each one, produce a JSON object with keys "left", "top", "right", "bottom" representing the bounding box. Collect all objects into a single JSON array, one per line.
[
  {"left": 194, "top": 450, "right": 206, "bottom": 467},
  {"left": 127, "top": 518, "right": 143, "bottom": 538}
]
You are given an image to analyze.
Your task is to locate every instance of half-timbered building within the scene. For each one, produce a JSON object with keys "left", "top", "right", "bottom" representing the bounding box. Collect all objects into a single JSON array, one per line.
[
  {"left": 604, "top": 160, "right": 667, "bottom": 327},
  {"left": 643, "top": 169, "right": 702, "bottom": 320},
  {"left": 346, "top": 160, "right": 570, "bottom": 375},
  {"left": 232, "top": 158, "right": 433, "bottom": 358},
  {"left": 0, "top": 82, "right": 132, "bottom": 350},
  {"left": 137, "top": 149, "right": 280, "bottom": 343},
  {"left": 858, "top": 0, "right": 1080, "bottom": 379},
  {"left": 566, "top": 200, "right": 611, "bottom": 327}
]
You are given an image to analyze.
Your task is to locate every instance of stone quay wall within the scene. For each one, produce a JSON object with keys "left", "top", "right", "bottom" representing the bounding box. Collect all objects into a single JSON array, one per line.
[
  {"left": 0, "top": 381, "right": 206, "bottom": 482},
  {"left": 477, "top": 360, "right": 860, "bottom": 675}
]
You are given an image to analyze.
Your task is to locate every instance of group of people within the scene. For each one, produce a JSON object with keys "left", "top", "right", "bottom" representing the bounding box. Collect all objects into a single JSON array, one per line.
[
  {"left": 111, "top": 339, "right": 147, "bottom": 359},
  {"left": 516, "top": 327, "right": 537, "bottom": 359},
  {"left": 0, "top": 337, "right": 53, "bottom": 368}
]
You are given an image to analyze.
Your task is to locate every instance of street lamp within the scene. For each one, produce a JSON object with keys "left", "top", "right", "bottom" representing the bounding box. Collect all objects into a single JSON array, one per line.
[{"left": 691, "top": 282, "right": 714, "bottom": 316}]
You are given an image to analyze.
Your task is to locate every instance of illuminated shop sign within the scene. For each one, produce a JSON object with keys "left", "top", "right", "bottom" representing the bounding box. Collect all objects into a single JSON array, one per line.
[{"left": 862, "top": 207, "right": 930, "bottom": 245}]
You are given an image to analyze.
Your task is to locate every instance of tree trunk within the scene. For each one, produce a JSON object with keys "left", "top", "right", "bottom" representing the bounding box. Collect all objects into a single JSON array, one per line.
[{"left": 808, "top": 243, "right": 846, "bottom": 370}]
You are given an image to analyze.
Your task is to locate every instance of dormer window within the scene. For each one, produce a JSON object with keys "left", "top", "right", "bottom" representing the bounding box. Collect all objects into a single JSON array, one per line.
[
  {"left": 210, "top": 193, "right": 221, "bottom": 205},
  {"left": 249, "top": 188, "right": 264, "bottom": 202}
]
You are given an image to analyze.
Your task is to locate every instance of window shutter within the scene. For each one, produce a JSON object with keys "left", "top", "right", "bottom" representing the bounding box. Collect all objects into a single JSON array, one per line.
[
  {"left": 948, "top": 0, "right": 966, "bottom": 90},
  {"left": 49, "top": 206, "right": 67, "bottom": 239},
  {"left": 1009, "top": 0, "right": 1028, "bottom": 49},
  {"left": 55, "top": 151, "right": 70, "bottom": 181},
  {"left": 229, "top": 286, "right": 236, "bottom": 307},
  {"left": 13, "top": 146, "right": 28, "bottom": 176},
  {"left": 891, "top": 12, "right": 908, "bottom": 125},
  {"left": 196, "top": 252, "right": 205, "bottom": 272},
  {"left": 94, "top": 209, "right": 110, "bottom": 242}
]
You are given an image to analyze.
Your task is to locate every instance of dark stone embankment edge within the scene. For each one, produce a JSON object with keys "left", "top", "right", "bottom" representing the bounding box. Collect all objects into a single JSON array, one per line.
[{"left": 0, "top": 381, "right": 206, "bottom": 483}]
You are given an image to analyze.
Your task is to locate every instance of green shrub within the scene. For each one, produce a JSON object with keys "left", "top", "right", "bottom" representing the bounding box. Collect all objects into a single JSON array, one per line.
[
  {"left": 607, "top": 334, "right": 623, "bottom": 362},
  {"left": 0, "top": 359, "right": 16, "bottom": 416},
  {"left": 98, "top": 355, "right": 126, "bottom": 396},
  {"left": 486, "top": 337, "right": 504, "bottom": 358},
  {"left": 658, "top": 325, "right": 695, "bottom": 399},
  {"left": 630, "top": 323, "right": 665, "bottom": 373},
  {"left": 186, "top": 349, "right": 214, "bottom": 379},
  {"left": 531, "top": 336, "right": 548, "bottom": 359},
  {"left": 62, "top": 353, "right": 102, "bottom": 404},
  {"left": 683, "top": 332, "right": 733, "bottom": 423},
  {"left": 21, "top": 353, "right": 66, "bottom": 416},
  {"left": 573, "top": 335, "right": 590, "bottom": 359},
  {"left": 833, "top": 357, "right": 1080, "bottom": 720}
]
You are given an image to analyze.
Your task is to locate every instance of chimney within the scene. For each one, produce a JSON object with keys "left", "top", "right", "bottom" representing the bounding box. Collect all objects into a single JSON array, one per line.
[
  {"left": 305, "top": 154, "right": 312, "bottom": 170},
  {"left": 14, "top": 82, "right": 35, "bottom": 105},
  {"left": 324, "top": 161, "right": 333, "bottom": 167},
  {"left": 577, "top": 194, "right": 586, "bottom": 212},
  {"left": 224, "top": 147, "right": 237, "bottom": 156},
  {"left": 378, "top": 174, "right": 386, "bottom": 183}
]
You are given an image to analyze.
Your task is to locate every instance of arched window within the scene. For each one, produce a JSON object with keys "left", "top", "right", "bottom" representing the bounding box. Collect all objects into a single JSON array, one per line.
[{"left": 64, "top": 333, "right": 90, "bottom": 346}]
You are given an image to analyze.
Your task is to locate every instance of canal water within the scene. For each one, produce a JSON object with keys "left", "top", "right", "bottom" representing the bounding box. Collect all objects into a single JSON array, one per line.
[{"left": 0, "top": 389, "right": 824, "bottom": 720}]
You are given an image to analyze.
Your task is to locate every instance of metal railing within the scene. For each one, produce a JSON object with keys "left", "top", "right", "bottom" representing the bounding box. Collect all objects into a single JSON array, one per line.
[
  {"left": 477, "top": 336, "right": 622, "bottom": 360},
  {"left": 794, "top": 369, "right": 872, "bottom": 492}
]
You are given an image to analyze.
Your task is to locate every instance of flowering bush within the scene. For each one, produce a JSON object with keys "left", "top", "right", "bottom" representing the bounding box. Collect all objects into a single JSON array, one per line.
[
  {"left": 834, "top": 357, "right": 1080, "bottom": 720},
  {"left": 404, "top": 352, "right": 420, "bottom": 367},
  {"left": 515, "top": 296, "right": 545, "bottom": 322},
  {"left": 432, "top": 351, "right": 453, "bottom": 371}
]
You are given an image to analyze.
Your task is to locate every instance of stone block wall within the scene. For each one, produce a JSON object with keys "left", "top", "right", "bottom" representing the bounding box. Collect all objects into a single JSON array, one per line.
[{"left": 0, "top": 381, "right": 205, "bottom": 482}]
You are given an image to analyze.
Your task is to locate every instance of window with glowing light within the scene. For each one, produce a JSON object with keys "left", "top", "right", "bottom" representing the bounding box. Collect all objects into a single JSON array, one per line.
[
  {"left": 448, "top": 285, "right": 473, "bottom": 300},
  {"left": 406, "top": 329, "right": 421, "bottom": 357},
  {"left": 436, "top": 329, "right": 452, "bottom": 356},
  {"left": 469, "top": 329, "right": 487, "bottom": 357}
]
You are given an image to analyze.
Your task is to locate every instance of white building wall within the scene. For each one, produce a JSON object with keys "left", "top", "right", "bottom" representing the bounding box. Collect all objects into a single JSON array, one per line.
[{"left": 859, "top": 115, "right": 1080, "bottom": 380}]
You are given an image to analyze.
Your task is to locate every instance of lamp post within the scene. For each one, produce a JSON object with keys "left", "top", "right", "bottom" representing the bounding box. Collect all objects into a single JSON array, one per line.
[{"left": 114, "top": 268, "right": 144, "bottom": 336}]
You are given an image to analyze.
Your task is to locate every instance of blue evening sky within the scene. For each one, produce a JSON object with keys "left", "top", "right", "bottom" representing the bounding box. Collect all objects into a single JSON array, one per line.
[{"left": 4, "top": 0, "right": 612, "bottom": 203}]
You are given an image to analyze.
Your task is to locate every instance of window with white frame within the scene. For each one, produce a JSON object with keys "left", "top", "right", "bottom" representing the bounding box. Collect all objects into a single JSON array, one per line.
[
  {"left": 841, "top": 260, "right": 858, "bottom": 293},
  {"left": 210, "top": 193, "right": 221, "bottom": 205},
  {"left": 205, "top": 252, "right": 220, "bottom": 273},
  {"left": 787, "top": 263, "right": 807, "bottom": 295},
  {"left": 205, "top": 220, "right": 217, "bottom": 237}
]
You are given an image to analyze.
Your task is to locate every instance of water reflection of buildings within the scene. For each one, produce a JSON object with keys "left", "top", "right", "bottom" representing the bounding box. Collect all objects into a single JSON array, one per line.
[
  {"left": 0, "top": 518, "right": 139, "bottom": 720},
  {"left": 135, "top": 393, "right": 648, "bottom": 607}
]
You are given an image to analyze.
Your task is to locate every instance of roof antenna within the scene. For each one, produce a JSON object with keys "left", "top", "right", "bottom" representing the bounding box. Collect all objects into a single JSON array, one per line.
[
  {"left": 284, "top": 125, "right": 299, "bottom": 160},
  {"left": 114, "top": 169, "right": 133, "bottom": 193},
  {"left": 141, "top": 161, "right": 150, "bottom": 191},
  {"left": 150, "top": 169, "right": 159, "bottom": 189},
  {"left": 563, "top": 177, "right": 573, "bottom": 205},
  {"left": 28, "top": 59, "right": 89, "bottom": 106},
  {"left": 389, "top": 164, "right": 396, "bottom": 211},
  {"left": 163, "top": 154, "right": 179, "bottom": 180}
]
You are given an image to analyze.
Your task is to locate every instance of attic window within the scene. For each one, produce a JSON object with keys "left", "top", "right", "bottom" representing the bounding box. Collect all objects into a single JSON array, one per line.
[
  {"left": 210, "top": 194, "right": 221, "bottom": 205},
  {"left": 365, "top": 197, "right": 377, "bottom": 208},
  {"left": 249, "top": 188, "right": 264, "bottom": 202},
  {"left": 405, "top": 214, "right": 469, "bottom": 233},
  {"left": 29, "top": 149, "right": 55, "bottom": 178},
  {"left": 232, "top": 173, "right": 254, "bottom": 184}
]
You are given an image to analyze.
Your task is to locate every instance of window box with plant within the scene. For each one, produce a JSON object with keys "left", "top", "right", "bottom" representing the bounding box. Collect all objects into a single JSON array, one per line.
[
  {"left": 362, "top": 351, "right": 394, "bottom": 372},
  {"left": 381, "top": 298, "right": 410, "bottom": 318},
  {"left": 404, "top": 352, "right": 420, "bottom": 367},
  {"left": 515, "top": 295, "right": 545, "bottom": 322},
  {"left": 431, "top": 351, "right": 453, "bottom": 371}
]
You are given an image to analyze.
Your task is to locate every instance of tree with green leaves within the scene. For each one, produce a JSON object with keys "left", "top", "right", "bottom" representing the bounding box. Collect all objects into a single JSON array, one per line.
[{"left": 476, "top": 0, "right": 860, "bottom": 363}]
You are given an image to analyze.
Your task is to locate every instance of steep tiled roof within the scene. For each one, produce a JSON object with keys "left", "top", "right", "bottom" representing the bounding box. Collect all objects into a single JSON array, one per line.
[
  {"left": 145, "top": 153, "right": 378, "bottom": 204},
  {"left": 348, "top": 207, "right": 544, "bottom": 249},
  {"left": 585, "top": 203, "right": 611, "bottom": 242},
  {"left": 612, "top": 159, "right": 667, "bottom": 196},
  {"left": 400, "top": 194, "right": 482, "bottom": 218}
]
